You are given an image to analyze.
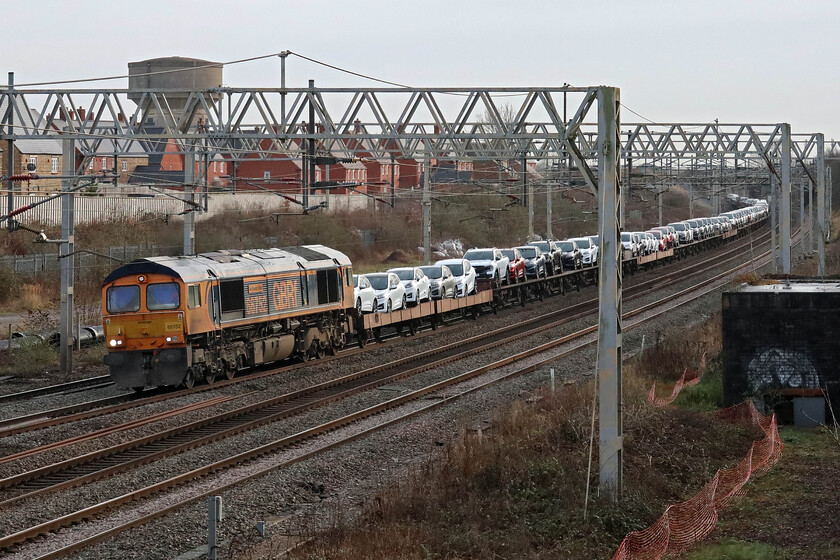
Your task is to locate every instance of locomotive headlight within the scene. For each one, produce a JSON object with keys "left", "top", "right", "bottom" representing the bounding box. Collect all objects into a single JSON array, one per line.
[
  {"left": 109, "top": 339, "right": 118, "bottom": 347},
  {"left": 165, "top": 336, "right": 178, "bottom": 343}
]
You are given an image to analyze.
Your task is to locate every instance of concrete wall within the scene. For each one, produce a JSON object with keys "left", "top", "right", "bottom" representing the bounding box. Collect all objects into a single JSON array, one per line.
[
  {"left": 722, "top": 285, "right": 840, "bottom": 420},
  {"left": 6, "top": 192, "right": 373, "bottom": 226}
]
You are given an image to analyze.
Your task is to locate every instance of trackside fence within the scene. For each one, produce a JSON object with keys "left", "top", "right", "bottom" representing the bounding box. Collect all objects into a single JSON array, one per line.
[
  {"left": 613, "top": 381, "right": 783, "bottom": 559},
  {"left": 646, "top": 352, "right": 706, "bottom": 406}
]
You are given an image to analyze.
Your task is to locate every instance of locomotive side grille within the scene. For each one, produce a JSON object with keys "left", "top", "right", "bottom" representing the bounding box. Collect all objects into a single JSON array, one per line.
[{"left": 281, "top": 246, "right": 331, "bottom": 262}]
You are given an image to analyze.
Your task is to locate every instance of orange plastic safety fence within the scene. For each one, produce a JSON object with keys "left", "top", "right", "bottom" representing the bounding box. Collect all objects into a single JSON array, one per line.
[
  {"left": 611, "top": 401, "right": 783, "bottom": 560},
  {"left": 646, "top": 352, "right": 706, "bottom": 406}
]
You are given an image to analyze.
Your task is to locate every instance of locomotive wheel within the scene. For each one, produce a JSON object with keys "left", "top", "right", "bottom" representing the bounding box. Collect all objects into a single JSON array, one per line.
[
  {"left": 132, "top": 387, "right": 145, "bottom": 394},
  {"left": 181, "top": 368, "right": 196, "bottom": 389},
  {"left": 205, "top": 366, "right": 216, "bottom": 385},
  {"left": 224, "top": 360, "right": 236, "bottom": 381},
  {"left": 408, "top": 320, "right": 418, "bottom": 336},
  {"left": 358, "top": 331, "right": 368, "bottom": 348}
]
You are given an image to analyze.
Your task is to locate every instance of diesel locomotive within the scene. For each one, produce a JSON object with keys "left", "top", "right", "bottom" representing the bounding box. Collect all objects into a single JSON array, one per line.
[{"left": 102, "top": 245, "right": 354, "bottom": 390}]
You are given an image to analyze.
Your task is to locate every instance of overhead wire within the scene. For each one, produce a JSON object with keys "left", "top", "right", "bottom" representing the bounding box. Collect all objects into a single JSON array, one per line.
[{"left": 6, "top": 51, "right": 288, "bottom": 88}]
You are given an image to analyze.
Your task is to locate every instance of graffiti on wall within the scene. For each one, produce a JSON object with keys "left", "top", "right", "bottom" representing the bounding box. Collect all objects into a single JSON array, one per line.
[{"left": 746, "top": 347, "right": 820, "bottom": 392}]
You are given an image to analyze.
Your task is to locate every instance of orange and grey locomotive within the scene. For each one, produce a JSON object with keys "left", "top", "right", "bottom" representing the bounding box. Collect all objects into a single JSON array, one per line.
[{"left": 102, "top": 245, "right": 354, "bottom": 390}]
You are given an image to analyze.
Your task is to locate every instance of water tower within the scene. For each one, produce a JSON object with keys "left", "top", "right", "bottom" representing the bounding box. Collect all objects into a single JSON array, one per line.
[{"left": 128, "top": 56, "right": 222, "bottom": 129}]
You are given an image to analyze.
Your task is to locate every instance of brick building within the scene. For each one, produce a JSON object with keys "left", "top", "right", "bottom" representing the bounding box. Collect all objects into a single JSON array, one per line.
[{"left": 0, "top": 98, "right": 65, "bottom": 189}]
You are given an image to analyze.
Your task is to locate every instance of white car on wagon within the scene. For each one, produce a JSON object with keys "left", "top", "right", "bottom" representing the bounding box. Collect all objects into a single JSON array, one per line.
[
  {"left": 386, "top": 267, "right": 431, "bottom": 306},
  {"left": 364, "top": 272, "right": 407, "bottom": 312},
  {"left": 434, "top": 258, "right": 477, "bottom": 297},
  {"left": 353, "top": 275, "right": 376, "bottom": 313}
]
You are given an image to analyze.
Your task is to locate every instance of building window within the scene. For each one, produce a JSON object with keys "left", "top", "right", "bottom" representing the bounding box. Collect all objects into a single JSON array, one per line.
[
  {"left": 213, "top": 161, "right": 217, "bottom": 173},
  {"left": 219, "top": 162, "right": 225, "bottom": 174},
  {"left": 88, "top": 159, "right": 94, "bottom": 170},
  {"left": 122, "top": 160, "right": 128, "bottom": 172},
  {"left": 263, "top": 171, "right": 271, "bottom": 180},
  {"left": 51, "top": 157, "right": 59, "bottom": 173},
  {"left": 102, "top": 157, "right": 108, "bottom": 170},
  {"left": 29, "top": 156, "right": 37, "bottom": 169}
]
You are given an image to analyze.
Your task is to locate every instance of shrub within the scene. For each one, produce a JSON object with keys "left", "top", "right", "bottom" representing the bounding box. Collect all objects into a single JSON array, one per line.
[
  {"left": 0, "top": 339, "right": 58, "bottom": 377},
  {"left": 0, "top": 266, "right": 22, "bottom": 304}
]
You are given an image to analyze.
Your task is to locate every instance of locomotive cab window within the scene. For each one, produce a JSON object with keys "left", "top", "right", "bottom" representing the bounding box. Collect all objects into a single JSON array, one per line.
[
  {"left": 146, "top": 283, "right": 181, "bottom": 310},
  {"left": 316, "top": 268, "right": 341, "bottom": 305},
  {"left": 187, "top": 285, "right": 201, "bottom": 308},
  {"left": 106, "top": 285, "right": 140, "bottom": 313}
]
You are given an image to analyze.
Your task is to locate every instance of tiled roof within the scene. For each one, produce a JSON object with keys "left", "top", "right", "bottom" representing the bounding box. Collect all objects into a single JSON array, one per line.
[{"left": 0, "top": 100, "right": 63, "bottom": 155}]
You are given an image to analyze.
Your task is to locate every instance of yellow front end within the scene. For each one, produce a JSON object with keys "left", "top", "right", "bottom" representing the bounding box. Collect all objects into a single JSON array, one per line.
[
  {"left": 102, "top": 273, "right": 189, "bottom": 389},
  {"left": 104, "top": 311, "right": 184, "bottom": 351}
]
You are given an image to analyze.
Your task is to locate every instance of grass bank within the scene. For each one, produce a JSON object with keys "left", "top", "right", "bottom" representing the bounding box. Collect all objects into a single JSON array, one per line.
[{"left": 272, "top": 314, "right": 773, "bottom": 560}]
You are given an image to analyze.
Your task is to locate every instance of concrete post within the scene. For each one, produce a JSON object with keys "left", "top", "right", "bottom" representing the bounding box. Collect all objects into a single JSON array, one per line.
[
  {"left": 546, "top": 176, "right": 553, "bottom": 238},
  {"left": 770, "top": 174, "right": 778, "bottom": 272},
  {"left": 280, "top": 51, "right": 287, "bottom": 130},
  {"left": 827, "top": 165, "right": 832, "bottom": 240},
  {"left": 423, "top": 152, "right": 431, "bottom": 265},
  {"left": 799, "top": 174, "right": 805, "bottom": 247},
  {"left": 526, "top": 159, "right": 534, "bottom": 239},
  {"left": 207, "top": 496, "right": 222, "bottom": 560},
  {"left": 806, "top": 176, "right": 812, "bottom": 252},
  {"left": 658, "top": 188, "right": 663, "bottom": 227},
  {"left": 59, "top": 134, "right": 75, "bottom": 378},
  {"left": 780, "top": 123, "right": 791, "bottom": 274},
  {"left": 307, "top": 79, "right": 316, "bottom": 210},
  {"left": 5, "top": 72, "right": 13, "bottom": 231},
  {"left": 596, "top": 86, "right": 622, "bottom": 500},
  {"left": 817, "top": 134, "right": 826, "bottom": 275},
  {"left": 183, "top": 149, "right": 196, "bottom": 256}
]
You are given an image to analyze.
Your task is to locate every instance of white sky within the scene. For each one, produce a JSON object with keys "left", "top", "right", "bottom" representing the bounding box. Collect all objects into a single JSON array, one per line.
[{"left": 5, "top": 0, "right": 840, "bottom": 139}]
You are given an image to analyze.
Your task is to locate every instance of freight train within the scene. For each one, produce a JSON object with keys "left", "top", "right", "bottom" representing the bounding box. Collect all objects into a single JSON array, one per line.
[{"left": 103, "top": 207, "right": 767, "bottom": 391}]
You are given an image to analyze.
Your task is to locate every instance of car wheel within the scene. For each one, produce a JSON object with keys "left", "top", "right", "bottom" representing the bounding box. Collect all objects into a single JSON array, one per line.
[
  {"left": 387, "top": 299, "right": 392, "bottom": 313},
  {"left": 402, "top": 294, "right": 407, "bottom": 309},
  {"left": 356, "top": 298, "right": 362, "bottom": 314}
]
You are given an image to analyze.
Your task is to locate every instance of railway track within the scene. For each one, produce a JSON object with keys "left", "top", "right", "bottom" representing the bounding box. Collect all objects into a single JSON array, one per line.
[
  {"left": 0, "top": 225, "right": 770, "bottom": 472},
  {"left": 0, "top": 376, "right": 112, "bottom": 405},
  {"left": 0, "top": 224, "right": 770, "bottom": 441},
  {"left": 0, "top": 230, "right": 780, "bottom": 560}
]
